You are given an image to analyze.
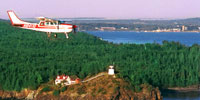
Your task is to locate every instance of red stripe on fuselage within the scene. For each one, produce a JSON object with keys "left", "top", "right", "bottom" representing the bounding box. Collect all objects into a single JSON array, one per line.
[
  {"left": 37, "top": 26, "right": 57, "bottom": 29},
  {"left": 60, "top": 23, "right": 72, "bottom": 25},
  {"left": 21, "top": 24, "right": 57, "bottom": 29},
  {"left": 21, "top": 23, "right": 72, "bottom": 30}
]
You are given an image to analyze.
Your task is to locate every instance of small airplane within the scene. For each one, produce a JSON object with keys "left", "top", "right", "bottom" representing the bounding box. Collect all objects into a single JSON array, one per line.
[{"left": 7, "top": 10, "right": 77, "bottom": 38}]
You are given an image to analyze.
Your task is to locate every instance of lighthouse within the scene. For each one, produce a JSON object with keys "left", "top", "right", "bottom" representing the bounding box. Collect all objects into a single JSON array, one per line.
[{"left": 108, "top": 65, "right": 115, "bottom": 75}]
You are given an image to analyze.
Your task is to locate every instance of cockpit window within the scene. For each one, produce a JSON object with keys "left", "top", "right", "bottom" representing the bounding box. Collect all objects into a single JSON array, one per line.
[
  {"left": 45, "top": 22, "right": 49, "bottom": 25},
  {"left": 40, "top": 22, "right": 45, "bottom": 26},
  {"left": 44, "top": 22, "right": 57, "bottom": 26}
]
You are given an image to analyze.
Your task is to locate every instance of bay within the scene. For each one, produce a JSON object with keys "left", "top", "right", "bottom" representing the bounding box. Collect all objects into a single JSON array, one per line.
[{"left": 86, "top": 31, "right": 200, "bottom": 46}]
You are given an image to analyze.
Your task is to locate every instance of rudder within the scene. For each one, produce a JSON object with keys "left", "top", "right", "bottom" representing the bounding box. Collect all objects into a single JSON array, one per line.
[{"left": 7, "top": 10, "right": 29, "bottom": 25}]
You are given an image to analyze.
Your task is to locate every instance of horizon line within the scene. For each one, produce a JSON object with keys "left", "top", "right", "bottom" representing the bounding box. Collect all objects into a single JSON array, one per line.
[{"left": 1, "top": 17, "right": 200, "bottom": 21}]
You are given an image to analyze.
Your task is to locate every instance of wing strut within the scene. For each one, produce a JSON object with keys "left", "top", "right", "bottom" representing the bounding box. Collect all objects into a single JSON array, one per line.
[{"left": 65, "top": 33, "right": 69, "bottom": 39}]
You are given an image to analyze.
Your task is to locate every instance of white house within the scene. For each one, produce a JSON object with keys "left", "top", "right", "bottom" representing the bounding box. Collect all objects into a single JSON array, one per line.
[{"left": 108, "top": 65, "right": 115, "bottom": 75}]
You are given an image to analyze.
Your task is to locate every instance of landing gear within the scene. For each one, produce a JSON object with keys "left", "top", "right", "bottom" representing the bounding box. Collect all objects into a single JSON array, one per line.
[
  {"left": 65, "top": 33, "right": 69, "bottom": 39},
  {"left": 47, "top": 32, "right": 57, "bottom": 38},
  {"left": 47, "top": 32, "right": 69, "bottom": 39},
  {"left": 54, "top": 34, "right": 57, "bottom": 38},
  {"left": 47, "top": 32, "right": 51, "bottom": 38}
]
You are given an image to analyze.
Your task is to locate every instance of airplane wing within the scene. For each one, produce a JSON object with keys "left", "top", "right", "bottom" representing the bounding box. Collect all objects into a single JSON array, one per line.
[
  {"left": 36, "top": 17, "right": 58, "bottom": 22},
  {"left": 36, "top": 17, "right": 46, "bottom": 21}
]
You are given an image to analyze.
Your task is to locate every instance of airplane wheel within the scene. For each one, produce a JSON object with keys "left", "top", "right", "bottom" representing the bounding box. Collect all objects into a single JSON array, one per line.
[
  {"left": 48, "top": 34, "right": 51, "bottom": 38},
  {"left": 54, "top": 34, "right": 57, "bottom": 38},
  {"left": 47, "top": 32, "right": 51, "bottom": 38}
]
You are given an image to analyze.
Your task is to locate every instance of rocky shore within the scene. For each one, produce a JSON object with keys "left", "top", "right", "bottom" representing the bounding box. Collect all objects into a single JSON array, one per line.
[
  {"left": 168, "top": 85, "right": 200, "bottom": 92},
  {"left": 0, "top": 75, "right": 163, "bottom": 100}
]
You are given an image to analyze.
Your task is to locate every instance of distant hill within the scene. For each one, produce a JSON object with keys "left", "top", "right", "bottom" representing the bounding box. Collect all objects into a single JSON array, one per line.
[
  {"left": 0, "top": 19, "right": 6, "bottom": 21},
  {"left": 174, "top": 17, "right": 200, "bottom": 25},
  {"left": 133, "top": 17, "right": 200, "bottom": 25},
  {"left": 179, "top": 17, "right": 200, "bottom": 21},
  {"left": 22, "top": 17, "right": 200, "bottom": 26},
  {"left": 0, "top": 19, "right": 10, "bottom": 23}
]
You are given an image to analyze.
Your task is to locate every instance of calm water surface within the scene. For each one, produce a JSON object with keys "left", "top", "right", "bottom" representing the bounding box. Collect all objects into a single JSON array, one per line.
[
  {"left": 87, "top": 31, "right": 200, "bottom": 46},
  {"left": 87, "top": 31, "right": 200, "bottom": 100}
]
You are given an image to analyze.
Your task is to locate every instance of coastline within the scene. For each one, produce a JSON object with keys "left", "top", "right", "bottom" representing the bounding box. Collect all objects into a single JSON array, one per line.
[
  {"left": 86, "top": 30, "right": 200, "bottom": 33},
  {"left": 166, "top": 85, "right": 200, "bottom": 92}
]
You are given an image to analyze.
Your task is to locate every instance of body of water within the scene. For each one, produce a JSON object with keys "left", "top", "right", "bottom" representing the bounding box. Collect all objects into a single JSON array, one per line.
[
  {"left": 162, "top": 90, "right": 200, "bottom": 100},
  {"left": 87, "top": 31, "right": 200, "bottom": 46},
  {"left": 87, "top": 31, "right": 200, "bottom": 100}
]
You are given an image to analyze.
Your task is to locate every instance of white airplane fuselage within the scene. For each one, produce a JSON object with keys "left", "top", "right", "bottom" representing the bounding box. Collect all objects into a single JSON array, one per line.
[
  {"left": 21, "top": 23, "right": 73, "bottom": 33},
  {"left": 7, "top": 10, "right": 76, "bottom": 38}
]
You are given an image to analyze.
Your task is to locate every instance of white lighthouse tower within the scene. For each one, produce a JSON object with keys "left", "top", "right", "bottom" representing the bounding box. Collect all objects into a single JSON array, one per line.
[{"left": 108, "top": 65, "right": 115, "bottom": 75}]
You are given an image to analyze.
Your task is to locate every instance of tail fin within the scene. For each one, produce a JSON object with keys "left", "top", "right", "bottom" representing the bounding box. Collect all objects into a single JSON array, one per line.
[{"left": 7, "top": 10, "right": 29, "bottom": 25}]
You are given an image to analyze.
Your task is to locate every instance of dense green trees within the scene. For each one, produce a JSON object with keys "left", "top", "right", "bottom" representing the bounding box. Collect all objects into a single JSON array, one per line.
[{"left": 0, "top": 20, "right": 200, "bottom": 91}]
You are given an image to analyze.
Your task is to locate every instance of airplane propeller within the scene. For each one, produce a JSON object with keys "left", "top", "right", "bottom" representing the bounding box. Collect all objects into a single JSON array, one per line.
[{"left": 72, "top": 25, "right": 77, "bottom": 34}]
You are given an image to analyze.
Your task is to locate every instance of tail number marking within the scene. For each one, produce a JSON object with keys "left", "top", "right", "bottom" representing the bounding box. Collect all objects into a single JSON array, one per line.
[{"left": 23, "top": 24, "right": 36, "bottom": 28}]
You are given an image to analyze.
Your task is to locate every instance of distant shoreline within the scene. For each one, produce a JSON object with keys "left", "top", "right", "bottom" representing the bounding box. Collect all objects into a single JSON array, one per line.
[
  {"left": 167, "top": 85, "right": 200, "bottom": 92},
  {"left": 86, "top": 30, "right": 200, "bottom": 33}
]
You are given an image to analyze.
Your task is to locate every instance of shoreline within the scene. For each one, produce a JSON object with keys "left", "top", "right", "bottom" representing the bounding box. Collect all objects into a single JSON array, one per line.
[
  {"left": 86, "top": 30, "right": 200, "bottom": 33},
  {"left": 165, "top": 85, "right": 200, "bottom": 92}
]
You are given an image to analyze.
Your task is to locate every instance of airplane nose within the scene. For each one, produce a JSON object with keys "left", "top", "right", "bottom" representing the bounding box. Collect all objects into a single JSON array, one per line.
[
  {"left": 72, "top": 25, "right": 77, "bottom": 33},
  {"left": 73, "top": 25, "right": 77, "bottom": 29}
]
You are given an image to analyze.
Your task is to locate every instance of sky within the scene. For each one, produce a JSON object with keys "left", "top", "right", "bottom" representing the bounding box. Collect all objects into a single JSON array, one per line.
[{"left": 0, "top": 0, "right": 200, "bottom": 19}]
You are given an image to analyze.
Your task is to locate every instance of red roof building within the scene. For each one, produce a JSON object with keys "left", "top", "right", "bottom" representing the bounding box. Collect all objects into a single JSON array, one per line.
[{"left": 55, "top": 75, "right": 80, "bottom": 85}]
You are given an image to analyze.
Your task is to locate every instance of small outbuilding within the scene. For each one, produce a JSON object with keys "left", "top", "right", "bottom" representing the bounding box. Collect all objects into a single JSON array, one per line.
[{"left": 108, "top": 65, "right": 115, "bottom": 75}]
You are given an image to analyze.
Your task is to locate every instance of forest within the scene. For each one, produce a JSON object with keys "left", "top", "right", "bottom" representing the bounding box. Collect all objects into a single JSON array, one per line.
[{"left": 0, "top": 20, "right": 200, "bottom": 91}]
